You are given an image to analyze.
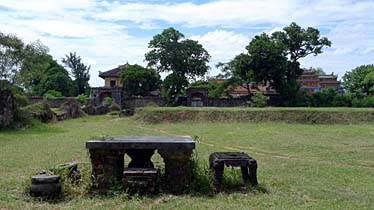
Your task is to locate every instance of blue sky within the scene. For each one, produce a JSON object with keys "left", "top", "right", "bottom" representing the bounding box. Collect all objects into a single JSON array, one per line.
[{"left": 1, "top": 0, "right": 374, "bottom": 86}]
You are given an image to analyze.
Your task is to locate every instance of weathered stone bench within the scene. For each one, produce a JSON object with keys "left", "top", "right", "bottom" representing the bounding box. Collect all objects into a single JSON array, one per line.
[
  {"left": 123, "top": 168, "right": 158, "bottom": 194},
  {"left": 209, "top": 152, "right": 258, "bottom": 192},
  {"left": 86, "top": 136, "right": 195, "bottom": 194}
]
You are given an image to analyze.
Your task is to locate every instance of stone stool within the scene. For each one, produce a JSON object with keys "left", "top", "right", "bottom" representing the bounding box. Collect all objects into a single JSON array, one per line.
[
  {"left": 123, "top": 168, "right": 158, "bottom": 194},
  {"left": 30, "top": 174, "right": 61, "bottom": 197},
  {"left": 209, "top": 152, "right": 258, "bottom": 192}
]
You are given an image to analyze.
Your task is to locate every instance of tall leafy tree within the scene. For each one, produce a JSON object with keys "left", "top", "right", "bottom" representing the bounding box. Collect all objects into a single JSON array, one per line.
[
  {"left": 40, "top": 60, "right": 75, "bottom": 96},
  {"left": 19, "top": 40, "right": 50, "bottom": 93},
  {"left": 62, "top": 52, "right": 90, "bottom": 95},
  {"left": 224, "top": 22, "right": 331, "bottom": 105},
  {"left": 343, "top": 65, "right": 374, "bottom": 96},
  {"left": 145, "top": 28, "right": 210, "bottom": 103},
  {"left": 0, "top": 32, "right": 25, "bottom": 85},
  {"left": 119, "top": 64, "right": 161, "bottom": 96},
  {"left": 216, "top": 53, "right": 254, "bottom": 96}
]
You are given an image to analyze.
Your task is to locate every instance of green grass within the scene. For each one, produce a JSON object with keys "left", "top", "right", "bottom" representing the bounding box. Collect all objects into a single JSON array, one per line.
[{"left": 0, "top": 114, "right": 373, "bottom": 209}]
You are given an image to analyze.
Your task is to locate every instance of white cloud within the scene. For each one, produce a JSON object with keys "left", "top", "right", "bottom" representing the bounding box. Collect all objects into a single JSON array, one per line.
[
  {"left": 0, "top": 0, "right": 95, "bottom": 13},
  {"left": 190, "top": 30, "right": 250, "bottom": 75},
  {"left": 96, "top": 0, "right": 298, "bottom": 27},
  {"left": 1, "top": 0, "right": 374, "bottom": 85}
]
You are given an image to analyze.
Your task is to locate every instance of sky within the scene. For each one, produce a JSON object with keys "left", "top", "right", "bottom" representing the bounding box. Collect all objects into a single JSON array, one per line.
[{"left": 1, "top": 0, "right": 374, "bottom": 87}]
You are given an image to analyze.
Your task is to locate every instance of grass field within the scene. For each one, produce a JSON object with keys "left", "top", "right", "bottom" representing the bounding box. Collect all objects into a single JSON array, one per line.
[{"left": 0, "top": 113, "right": 373, "bottom": 209}]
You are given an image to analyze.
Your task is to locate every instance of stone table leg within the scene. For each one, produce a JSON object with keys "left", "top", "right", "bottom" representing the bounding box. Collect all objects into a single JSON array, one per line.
[
  {"left": 126, "top": 149, "right": 155, "bottom": 168},
  {"left": 248, "top": 159, "right": 258, "bottom": 185},
  {"left": 158, "top": 149, "right": 193, "bottom": 194},
  {"left": 213, "top": 161, "right": 224, "bottom": 193},
  {"left": 241, "top": 166, "right": 250, "bottom": 184},
  {"left": 89, "top": 149, "right": 125, "bottom": 191}
]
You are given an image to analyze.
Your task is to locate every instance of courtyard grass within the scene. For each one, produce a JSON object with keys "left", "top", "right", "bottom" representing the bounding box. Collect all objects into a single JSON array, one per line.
[{"left": 0, "top": 114, "right": 373, "bottom": 209}]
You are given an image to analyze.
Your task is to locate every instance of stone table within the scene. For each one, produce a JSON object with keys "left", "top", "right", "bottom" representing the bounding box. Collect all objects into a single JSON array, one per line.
[{"left": 86, "top": 136, "right": 195, "bottom": 193}]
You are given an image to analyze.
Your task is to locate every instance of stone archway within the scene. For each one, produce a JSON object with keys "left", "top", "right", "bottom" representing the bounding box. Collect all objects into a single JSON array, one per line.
[{"left": 99, "top": 91, "right": 112, "bottom": 102}]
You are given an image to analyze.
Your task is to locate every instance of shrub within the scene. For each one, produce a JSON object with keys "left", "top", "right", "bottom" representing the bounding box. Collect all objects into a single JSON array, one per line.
[
  {"left": 333, "top": 94, "right": 353, "bottom": 107},
  {"left": 104, "top": 97, "right": 113, "bottom": 105},
  {"left": 43, "top": 90, "right": 62, "bottom": 99},
  {"left": 14, "top": 94, "right": 28, "bottom": 107},
  {"left": 75, "top": 94, "right": 88, "bottom": 104},
  {"left": 21, "top": 101, "right": 55, "bottom": 123},
  {"left": 352, "top": 96, "right": 374, "bottom": 107},
  {"left": 249, "top": 92, "right": 269, "bottom": 107}
]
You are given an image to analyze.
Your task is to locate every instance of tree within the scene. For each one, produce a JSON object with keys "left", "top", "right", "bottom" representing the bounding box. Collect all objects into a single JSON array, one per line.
[
  {"left": 119, "top": 64, "right": 161, "bottom": 96},
  {"left": 62, "top": 52, "right": 90, "bottom": 95},
  {"left": 0, "top": 32, "right": 25, "bottom": 85},
  {"left": 343, "top": 65, "right": 374, "bottom": 96},
  {"left": 313, "top": 67, "right": 326, "bottom": 76},
  {"left": 39, "top": 60, "right": 75, "bottom": 96},
  {"left": 18, "top": 40, "right": 51, "bottom": 93},
  {"left": 224, "top": 22, "right": 331, "bottom": 105},
  {"left": 145, "top": 28, "right": 210, "bottom": 103},
  {"left": 188, "top": 80, "right": 223, "bottom": 98},
  {"left": 216, "top": 53, "right": 254, "bottom": 96}
]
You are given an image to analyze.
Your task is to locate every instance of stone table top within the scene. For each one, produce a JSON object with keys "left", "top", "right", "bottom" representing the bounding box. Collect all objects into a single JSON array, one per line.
[{"left": 86, "top": 136, "right": 195, "bottom": 150}]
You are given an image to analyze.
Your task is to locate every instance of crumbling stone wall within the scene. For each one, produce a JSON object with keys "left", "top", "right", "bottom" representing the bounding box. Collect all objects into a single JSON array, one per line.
[{"left": 0, "top": 90, "right": 16, "bottom": 128}]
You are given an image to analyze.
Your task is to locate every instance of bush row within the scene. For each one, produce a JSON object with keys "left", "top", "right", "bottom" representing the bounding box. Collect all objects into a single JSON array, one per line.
[{"left": 295, "top": 89, "right": 374, "bottom": 107}]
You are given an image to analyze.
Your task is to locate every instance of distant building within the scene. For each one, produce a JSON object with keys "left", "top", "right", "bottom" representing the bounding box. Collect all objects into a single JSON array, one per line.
[
  {"left": 90, "top": 64, "right": 128, "bottom": 105},
  {"left": 297, "top": 70, "right": 342, "bottom": 94},
  {"left": 209, "top": 79, "right": 277, "bottom": 98}
]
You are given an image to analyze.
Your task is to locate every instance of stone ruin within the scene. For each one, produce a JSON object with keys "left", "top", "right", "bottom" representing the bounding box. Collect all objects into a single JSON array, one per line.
[{"left": 0, "top": 90, "right": 16, "bottom": 129}]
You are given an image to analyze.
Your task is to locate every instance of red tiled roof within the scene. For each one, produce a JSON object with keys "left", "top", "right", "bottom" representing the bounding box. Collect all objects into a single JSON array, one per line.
[{"left": 99, "top": 64, "right": 128, "bottom": 78}]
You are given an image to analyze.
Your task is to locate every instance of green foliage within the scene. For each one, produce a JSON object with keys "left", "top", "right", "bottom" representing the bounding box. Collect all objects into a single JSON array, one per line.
[
  {"left": 332, "top": 94, "right": 353, "bottom": 107},
  {"left": 248, "top": 92, "right": 269, "bottom": 107},
  {"left": 21, "top": 101, "right": 51, "bottom": 116},
  {"left": 310, "top": 67, "right": 326, "bottom": 75},
  {"left": 119, "top": 64, "right": 161, "bottom": 96},
  {"left": 14, "top": 94, "right": 28, "bottom": 107},
  {"left": 75, "top": 94, "right": 88, "bottom": 104},
  {"left": 62, "top": 52, "right": 90, "bottom": 95},
  {"left": 187, "top": 154, "right": 212, "bottom": 194},
  {"left": 216, "top": 54, "right": 253, "bottom": 96},
  {"left": 104, "top": 97, "right": 113, "bottom": 105},
  {"left": 18, "top": 42, "right": 76, "bottom": 97},
  {"left": 40, "top": 61, "right": 76, "bottom": 96},
  {"left": 145, "top": 27, "right": 210, "bottom": 103},
  {"left": 308, "top": 88, "right": 337, "bottom": 107},
  {"left": 0, "top": 32, "right": 24, "bottom": 83},
  {"left": 161, "top": 73, "right": 190, "bottom": 103},
  {"left": 18, "top": 40, "right": 50, "bottom": 92},
  {"left": 223, "top": 22, "right": 331, "bottom": 106},
  {"left": 343, "top": 64, "right": 374, "bottom": 96},
  {"left": 352, "top": 96, "right": 374, "bottom": 107},
  {"left": 188, "top": 80, "right": 223, "bottom": 98},
  {"left": 43, "top": 90, "right": 62, "bottom": 99}
]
